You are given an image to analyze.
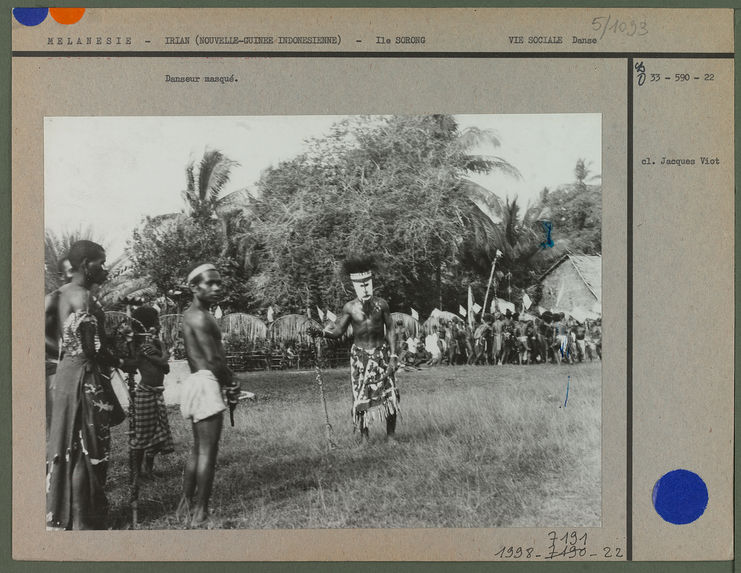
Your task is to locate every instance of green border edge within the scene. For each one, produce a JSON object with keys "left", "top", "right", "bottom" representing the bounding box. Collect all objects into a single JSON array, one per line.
[{"left": 1, "top": 1, "right": 737, "bottom": 572}]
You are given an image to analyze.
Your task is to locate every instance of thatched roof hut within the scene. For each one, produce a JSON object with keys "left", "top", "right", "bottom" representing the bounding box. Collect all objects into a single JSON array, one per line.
[
  {"left": 323, "top": 318, "right": 353, "bottom": 339},
  {"left": 420, "top": 310, "right": 464, "bottom": 335},
  {"left": 219, "top": 313, "right": 268, "bottom": 341},
  {"left": 159, "top": 313, "right": 184, "bottom": 349},
  {"left": 269, "top": 314, "right": 323, "bottom": 344},
  {"left": 538, "top": 254, "right": 602, "bottom": 317},
  {"left": 391, "top": 312, "right": 421, "bottom": 337}
]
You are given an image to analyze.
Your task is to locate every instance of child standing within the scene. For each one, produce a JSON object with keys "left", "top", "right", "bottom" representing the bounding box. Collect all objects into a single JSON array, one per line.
[{"left": 130, "top": 306, "right": 175, "bottom": 479}]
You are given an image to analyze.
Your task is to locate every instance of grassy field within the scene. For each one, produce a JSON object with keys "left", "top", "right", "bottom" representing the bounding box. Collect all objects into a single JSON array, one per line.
[{"left": 106, "top": 362, "right": 601, "bottom": 529}]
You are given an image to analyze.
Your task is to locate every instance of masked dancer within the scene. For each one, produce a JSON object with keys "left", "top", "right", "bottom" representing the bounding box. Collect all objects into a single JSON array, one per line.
[{"left": 312, "top": 255, "right": 399, "bottom": 443}]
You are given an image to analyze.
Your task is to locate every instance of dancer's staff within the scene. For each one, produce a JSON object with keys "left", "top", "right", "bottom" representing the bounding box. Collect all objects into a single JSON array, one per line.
[{"left": 311, "top": 334, "right": 337, "bottom": 451}]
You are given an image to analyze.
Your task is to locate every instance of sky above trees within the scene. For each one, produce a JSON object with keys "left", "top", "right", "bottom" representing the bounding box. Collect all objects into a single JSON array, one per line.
[{"left": 45, "top": 114, "right": 600, "bottom": 259}]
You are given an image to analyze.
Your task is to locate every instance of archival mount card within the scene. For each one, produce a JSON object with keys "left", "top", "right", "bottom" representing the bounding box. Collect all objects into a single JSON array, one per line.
[{"left": 11, "top": 7, "right": 733, "bottom": 562}]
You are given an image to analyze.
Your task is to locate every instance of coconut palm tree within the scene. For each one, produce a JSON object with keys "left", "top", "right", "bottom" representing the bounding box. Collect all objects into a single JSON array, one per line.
[
  {"left": 44, "top": 227, "right": 97, "bottom": 293},
  {"left": 95, "top": 253, "right": 157, "bottom": 310},
  {"left": 182, "top": 149, "right": 240, "bottom": 221}
]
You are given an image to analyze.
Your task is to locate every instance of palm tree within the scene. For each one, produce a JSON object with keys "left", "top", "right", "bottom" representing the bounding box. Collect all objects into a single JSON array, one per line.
[
  {"left": 574, "top": 158, "right": 601, "bottom": 192},
  {"left": 95, "top": 253, "right": 157, "bottom": 310},
  {"left": 182, "top": 149, "right": 239, "bottom": 221},
  {"left": 44, "top": 227, "right": 97, "bottom": 293}
]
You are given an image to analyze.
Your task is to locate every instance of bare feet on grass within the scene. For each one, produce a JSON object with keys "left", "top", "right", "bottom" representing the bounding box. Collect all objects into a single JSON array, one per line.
[{"left": 190, "top": 507, "right": 211, "bottom": 528}]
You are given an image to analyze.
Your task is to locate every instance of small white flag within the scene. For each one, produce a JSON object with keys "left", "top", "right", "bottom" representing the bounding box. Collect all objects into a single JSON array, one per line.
[
  {"left": 214, "top": 305, "right": 223, "bottom": 319},
  {"left": 267, "top": 306, "right": 274, "bottom": 322},
  {"left": 458, "top": 305, "right": 467, "bottom": 317},
  {"left": 468, "top": 286, "right": 474, "bottom": 327},
  {"left": 472, "top": 302, "right": 482, "bottom": 314},
  {"left": 326, "top": 309, "right": 337, "bottom": 322},
  {"left": 316, "top": 306, "right": 325, "bottom": 321},
  {"left": 523, "top": 293, "right": 532, "bottom": 310},
  {"left": 411, "top": 308, "right": 419, "bottom": 320}
]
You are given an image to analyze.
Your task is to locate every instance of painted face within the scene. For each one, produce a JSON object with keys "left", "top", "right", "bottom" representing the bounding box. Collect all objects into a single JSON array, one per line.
[
  {"left": 352, "top": 277, "right": 373, "bottom": 302},
  {"left": 192, "top": 269, "right": 223, "bottom": 304}
]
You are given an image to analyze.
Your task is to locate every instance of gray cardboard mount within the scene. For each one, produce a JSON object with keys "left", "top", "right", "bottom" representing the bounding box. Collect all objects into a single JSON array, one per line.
[{"left": 9, "top": 6, "right": 734, "bottom": 563}]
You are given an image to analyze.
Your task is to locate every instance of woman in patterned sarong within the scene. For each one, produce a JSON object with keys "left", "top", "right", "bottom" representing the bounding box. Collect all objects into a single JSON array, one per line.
[{"left": 46, "top": 240, "right": 124, "bottom": 530}]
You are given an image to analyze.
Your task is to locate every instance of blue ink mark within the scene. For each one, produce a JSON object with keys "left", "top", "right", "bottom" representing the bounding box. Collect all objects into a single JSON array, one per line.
[
  {"left": 540, "top": 221, "right": 554, "bottom": 249},
  {"left": 652, "top": 469, "right": 708, "bottom": 524},
  {"left": 12, "top": 7, "right": 48, "bottom": 26},
  {"left": 564, "top": 375, "right": 570, "bottom": 407}
]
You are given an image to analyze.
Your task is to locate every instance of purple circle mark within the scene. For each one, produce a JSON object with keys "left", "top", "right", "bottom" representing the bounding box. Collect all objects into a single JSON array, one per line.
[
  {"left": 652, "top": 469, "right": 708, "bottom": 525},
  {"left": 12, "top": 7, "right": 49, "bottom": 26}
]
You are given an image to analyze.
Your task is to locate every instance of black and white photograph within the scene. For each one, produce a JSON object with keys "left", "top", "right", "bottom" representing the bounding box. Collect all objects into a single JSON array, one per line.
[{"left": 44, "top": 113, "right": 602, "bottom": 531}]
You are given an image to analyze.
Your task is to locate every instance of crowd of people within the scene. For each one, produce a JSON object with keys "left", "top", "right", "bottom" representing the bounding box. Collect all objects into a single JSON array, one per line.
[
  {"left": 44, "top": 243, "right": 600, "bottom": 530},
  {"left": 45, "top": 242, "right": 240, "bottom": 530},
  {"left": 393, "top": 312, "right": 602, "bottom": 370}
]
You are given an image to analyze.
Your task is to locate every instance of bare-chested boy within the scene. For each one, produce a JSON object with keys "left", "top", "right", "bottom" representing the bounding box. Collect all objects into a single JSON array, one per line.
[
  {"left": 311, "top": 255, "right": 399, "bottom": 442},
  {"left": 177, "top": 262, "right": 240, "bottom": 526}
]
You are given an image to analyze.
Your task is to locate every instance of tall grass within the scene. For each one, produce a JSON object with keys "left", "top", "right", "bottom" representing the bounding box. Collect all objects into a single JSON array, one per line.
[{"left": 106, "top": 363, "right": 600, "bottom": 529}]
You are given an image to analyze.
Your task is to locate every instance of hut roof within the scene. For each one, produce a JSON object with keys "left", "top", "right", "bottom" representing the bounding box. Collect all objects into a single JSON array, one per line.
[
  {"left": 269, "top": 314, "right": 322, "bottom": 342},
  {"left": 539, "top": 254, "right": 602, "bottom": 303},
  {"left": 220, "top": 313, "right": 268, "bottom": 340},
  {"left": 158, "top": 313, "right": 184, "bottom": 347},
  {"left": 391, "top": 312, "right": 421, "bottom": 336},
  {"left": 421, "top": 310, "right": 464, "bottom": 334}
]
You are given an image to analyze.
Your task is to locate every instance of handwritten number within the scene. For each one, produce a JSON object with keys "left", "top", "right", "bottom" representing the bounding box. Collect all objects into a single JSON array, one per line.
[
  {"left": 604, "top": 547, "right": 612, "bottom": 558},
  {"left": 616, "top": 548, "right": 623, "bottom": 558},
  {"left": 635, "top": 61, "right": 646, "bottom": 86},
  {"left": 593, "top": 15, "right": 647, "bottom": 38}
]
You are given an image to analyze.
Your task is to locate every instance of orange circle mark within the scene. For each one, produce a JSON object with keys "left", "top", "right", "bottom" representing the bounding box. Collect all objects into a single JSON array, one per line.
[{"left": 50, "top": 8, "right": 86, "bottom": 25}]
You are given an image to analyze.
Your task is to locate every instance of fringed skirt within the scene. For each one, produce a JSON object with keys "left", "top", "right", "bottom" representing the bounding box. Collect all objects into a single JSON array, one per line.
[{"left": 350, "top": 344, "right": 400, "bottom": 429}]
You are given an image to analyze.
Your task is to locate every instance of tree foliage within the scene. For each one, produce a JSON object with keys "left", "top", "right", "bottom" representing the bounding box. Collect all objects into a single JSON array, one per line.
[
  {"left": 123, "top": 120, "right": 601, "bottom": 319},
  {"left": 44, "top": 227, "right": 97, "bottom": 294},
  {"left": 128, "top": 151, "right": 254, "bottom": 311},
  {"left": 244, "top": 115, "right": 523, "bottom": 315},
  {"left": 540, "top": 182, "right": 602, "bottom": 255}
]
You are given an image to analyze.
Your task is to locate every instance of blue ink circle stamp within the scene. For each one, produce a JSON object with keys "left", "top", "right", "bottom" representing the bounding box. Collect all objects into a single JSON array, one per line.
[{"left": 652, "top": 469, "right": 708, "bottom": 524}]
